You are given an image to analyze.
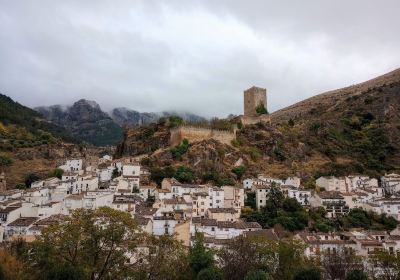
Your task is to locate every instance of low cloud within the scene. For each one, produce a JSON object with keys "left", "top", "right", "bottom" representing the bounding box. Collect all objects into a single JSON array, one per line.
[{"left": 0, "top": 0, "right": 399, "bottom": 117}]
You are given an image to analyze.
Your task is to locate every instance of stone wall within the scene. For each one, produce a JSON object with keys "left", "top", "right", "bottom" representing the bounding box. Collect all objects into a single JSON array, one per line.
[
  {"left": 241, "top": 114, "right": 271, "bottom": 126},
  {"left": 170, "top": 126, "right": 236, "bottom": 146}
]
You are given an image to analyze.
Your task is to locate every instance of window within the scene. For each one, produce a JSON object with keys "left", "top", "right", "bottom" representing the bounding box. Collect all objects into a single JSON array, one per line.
[{"left": 211, "top": 227, "right": 215, "bottom": 231}]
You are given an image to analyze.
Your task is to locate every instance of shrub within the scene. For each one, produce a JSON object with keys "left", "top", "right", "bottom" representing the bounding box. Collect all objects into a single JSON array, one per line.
[
  {"left": 175, "top": 166, "right": 194, "bottom": 183},
  {"left": 168, "top": 116, "right": 184, "bottom": 127},
  {"left": 293, "top": 266, "right": 321, "bottom": 280},
  {"left": 52, "top": 168, "right": 64, "bottom": 179},
  {"left": 0, "top": 155, "right": 12, "bottom": 166},
  {"left": 171, "top": 139, "right": 189, "bottom": 160},
  {"left": 249, "top": 147, "right": 261, "bottom": 161},
  {"left": 255, "top": 103, "right": 268, "bottom": 115},
  {"left": 232, "top": 166, "right": 246, "bottom": 180},
  {"left": 15, "top": 183, "right": 27, "bottom": 190}
]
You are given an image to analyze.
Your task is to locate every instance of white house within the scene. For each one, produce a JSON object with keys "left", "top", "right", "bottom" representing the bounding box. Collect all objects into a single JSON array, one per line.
[
  {"left": 381, "top": 174, "right": 400, "bottom": 194},
  {"left": 316, "top": 176, "right": 347, "bottom": 192},
  {"left": 222, "top": 186, "right": 244, "bottom": 209},
  {"left": 310, "top": 191, "right": 350, "bottom": 218},
  {"left": 287, "top": 188, "right": 312, "bottom": 206},
  {"left": 208, "top": 187, "right": 225, "bottom": 208},
  {"left": 60, "top": 159, "right": 83, "bottom": 172},
  {"left": 255, "top": 185, "right": 270, "bottom": 209}
]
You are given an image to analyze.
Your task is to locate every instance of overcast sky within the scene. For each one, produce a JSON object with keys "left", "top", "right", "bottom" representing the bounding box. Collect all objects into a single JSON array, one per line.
[{"left": 0, "top": 0, "right": 399, "bottom": 118}]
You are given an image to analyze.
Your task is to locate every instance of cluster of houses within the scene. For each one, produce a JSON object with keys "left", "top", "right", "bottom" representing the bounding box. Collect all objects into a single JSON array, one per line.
[
  {"left": 1, "top": 157, "right": 400, "bottom": 260},
  {"left": 247, "top": 174, "right": 400, "bottom": 220}
]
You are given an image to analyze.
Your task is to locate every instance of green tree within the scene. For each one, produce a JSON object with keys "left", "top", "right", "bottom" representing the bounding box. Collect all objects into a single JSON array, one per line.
[
  {"left": 135, "top": 235, "right": 191, "bottom": 280},
  {"left": 218, "top": 235, "right": 275, "bottom": 280},
  {"left": 293, "top": 267, "right": 321, "bottom": 280},
  {"left": 28, "top": 207, "right": 143, "bottom": 280},
  {"left": 189, "top": 233, "right": 215, "bottom": 276},
  {"left": 24, "top": 173, "right": 40, "bottom": 188},
  {"left": 232, "top": 166, "right": 246, "bottom": 180},
  {"left": 196, "top": 268, "right": 223, "bottom": 280},
  {"left": 168, "top": 116, "right": 184, "bottom": 127},
  {"left": 245, "top": 270, "right": 272, "bottom": 280},
  {"left": 43, "top": 263, "right": 85, "bottom": 280},
  {"left": 175, "top": 166, "right": 194, "bottom": 183},
  {"left": 245, "top": 192, "right": 256, "bottom": 210},
  {"left": 111, "top": 167, "right": 120, "bottom": 179},
  {"left": 52, "top": 168, "right": 64, "bottom": 179},
  {"left": 171, "top": 139, "right": 189, "bottom": 160},
  {"left": 345, "top": 269, "right": 368, "bottom": 280}
]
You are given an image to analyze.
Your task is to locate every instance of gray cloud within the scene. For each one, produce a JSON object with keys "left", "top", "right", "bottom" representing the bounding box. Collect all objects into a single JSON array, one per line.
[{"left": 0, "top": 0, "right": 399, "bottom": 118}]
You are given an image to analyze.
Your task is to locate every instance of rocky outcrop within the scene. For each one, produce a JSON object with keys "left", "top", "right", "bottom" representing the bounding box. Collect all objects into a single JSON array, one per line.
[{"left": 36, "top": 100, "right": 123, "bottom": 146}]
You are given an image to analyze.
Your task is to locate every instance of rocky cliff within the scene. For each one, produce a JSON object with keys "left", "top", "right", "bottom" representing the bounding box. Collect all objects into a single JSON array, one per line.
[{"left": 36, "top": 99, "right": 123, "bottom": 146}]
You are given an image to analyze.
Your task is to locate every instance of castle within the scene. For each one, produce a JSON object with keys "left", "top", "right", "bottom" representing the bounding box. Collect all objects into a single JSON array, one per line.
[
  {"left": 170, "top": 86, "right": 270, "bottom": 146},
  {"left": 241, "top": 86, "right": 271, "bottom": 125}
]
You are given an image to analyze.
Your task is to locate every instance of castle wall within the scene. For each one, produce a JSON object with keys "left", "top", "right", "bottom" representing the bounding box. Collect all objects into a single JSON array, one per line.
[
  {"left": 241, "top": 115, "right": 271, "bottom": 125},
  {"left": 170, "top": 126, "right": 236, "bottom": 147}
]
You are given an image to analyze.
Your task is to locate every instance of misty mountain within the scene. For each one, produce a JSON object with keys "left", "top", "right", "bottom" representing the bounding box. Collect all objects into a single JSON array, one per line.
[
  {"left": 36, "top": 99, "right": 123, "bottom": 146},
  {"left": 35, "top": 100, "right": 206, "bottom": 146},
  {"left": 111, "top": 107, "right": 205, "bottom": 127}
]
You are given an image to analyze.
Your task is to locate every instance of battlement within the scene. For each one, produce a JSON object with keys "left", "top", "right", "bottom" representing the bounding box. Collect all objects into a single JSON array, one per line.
[{"left": 170, "top": 125, "right": 236, "bottom": 147}]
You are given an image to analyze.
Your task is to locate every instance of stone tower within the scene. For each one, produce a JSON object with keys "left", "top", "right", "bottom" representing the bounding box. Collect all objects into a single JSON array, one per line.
[{"left": 244, "top": 86, "right": 267, "bottom": 117}]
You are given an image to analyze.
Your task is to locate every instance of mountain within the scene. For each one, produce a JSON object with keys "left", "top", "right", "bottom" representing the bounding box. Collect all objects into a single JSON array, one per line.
[
  {"left": 36, "top": 99, "right": 123, "bottom": 146},
  {"left": 116, "top": 68, "right": 400, "bottom": 186},
  {"left": 111, "top": 107, "right": 205, "bottom": 127},
  {"left": 0, "top": 93, "right": 75, "bottom": 148}
]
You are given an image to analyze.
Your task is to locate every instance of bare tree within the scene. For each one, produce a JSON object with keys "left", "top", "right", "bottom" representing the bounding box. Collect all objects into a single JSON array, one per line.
[{"left": 322, "top": 247, "right": 362, "bottom": 280}]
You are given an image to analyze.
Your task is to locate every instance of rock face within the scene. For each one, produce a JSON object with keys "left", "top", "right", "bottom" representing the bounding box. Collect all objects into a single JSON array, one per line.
[
  {"left": 111, "top": 107, "right": 205, "bottom": 127},
  {"left": 36, "top": 100, "right": 123, "bottom": 146},
  {"left": 115, "top": 123, "right": 171, "bottom": 157}
]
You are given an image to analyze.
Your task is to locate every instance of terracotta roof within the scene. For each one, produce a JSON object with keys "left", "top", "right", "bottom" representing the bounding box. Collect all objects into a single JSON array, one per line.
[
  {"left": 192, "top": 217, "right": 218, "bottom": 227},
  {"left": 208, "top": 208, "right": 237, "bottom": 214},
  {"left": 136, "top": 206, "right": 158, "bottom": 216},
  {"left": 245, "top": 229, "right": 279, "bottom": 240},
  {"left": 34, "top": 214, "right": 68, "bottom": 226},
  {"left": 113, "top": 194, "right": 143, "bottom": 204},
  {"left": 0, "top": 205, "right": 21, "bottom": 214},
  {"left": 8, "top": 217, "right": 38, "bottom": 227},
  {"left": 163, "top": 198, "right": 187, "bottom": 205},
  {"left": 135, "top": 216, "right": 151, "bottom": 226},
  {"left": 318, "top": 191, "right": 344, "bottom": 199}
]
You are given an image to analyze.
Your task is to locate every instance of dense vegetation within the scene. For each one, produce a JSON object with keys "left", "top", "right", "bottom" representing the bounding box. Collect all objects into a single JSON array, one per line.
[
  {"left": 150, "top": 165, "right": 195, "bottom": 185},
  {"left": 0, "top": 94, "right": 75, "bottom": 149},
  {"left": 242, "top": 185, "right": 397, "bottom": 233},
  {"left": 171, "top": 139, "right": 189, "bottom": 160},
  {"left": 307, "top": 112, "right": 394, "bottom": 176}
]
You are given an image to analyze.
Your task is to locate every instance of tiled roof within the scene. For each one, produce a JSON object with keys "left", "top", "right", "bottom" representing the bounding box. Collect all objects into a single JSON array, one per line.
[
  {"left": 208, "top": 208, "right": 237, "bottom": 214},
  {"left": 245, "top": 229, "right": 279, "bottom": 240},
  {"left": 8, "top": 217, "right": 38, "bottom": 227}
]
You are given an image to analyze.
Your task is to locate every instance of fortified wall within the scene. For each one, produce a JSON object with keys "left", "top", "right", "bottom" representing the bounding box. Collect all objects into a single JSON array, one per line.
[{"left": 170, "top": 126, "right": 236, "bottom": 147}]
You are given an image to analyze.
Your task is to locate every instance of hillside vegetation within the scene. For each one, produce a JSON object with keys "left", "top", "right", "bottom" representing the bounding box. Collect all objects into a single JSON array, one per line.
[
  {"left": 117, "top": 69, "right": 400, "bottom": 185},
  {"left": 0, "top": 94, "right": 75, "bottom": 150}
]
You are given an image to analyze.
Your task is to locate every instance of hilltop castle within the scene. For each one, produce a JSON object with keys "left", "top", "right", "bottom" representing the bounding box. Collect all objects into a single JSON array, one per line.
[
  {"left": 241, "top": 86, "right": 271, "bottom": 125},
  {"left": 170, "top": 86, "right": 270, "bottom": 146}
]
